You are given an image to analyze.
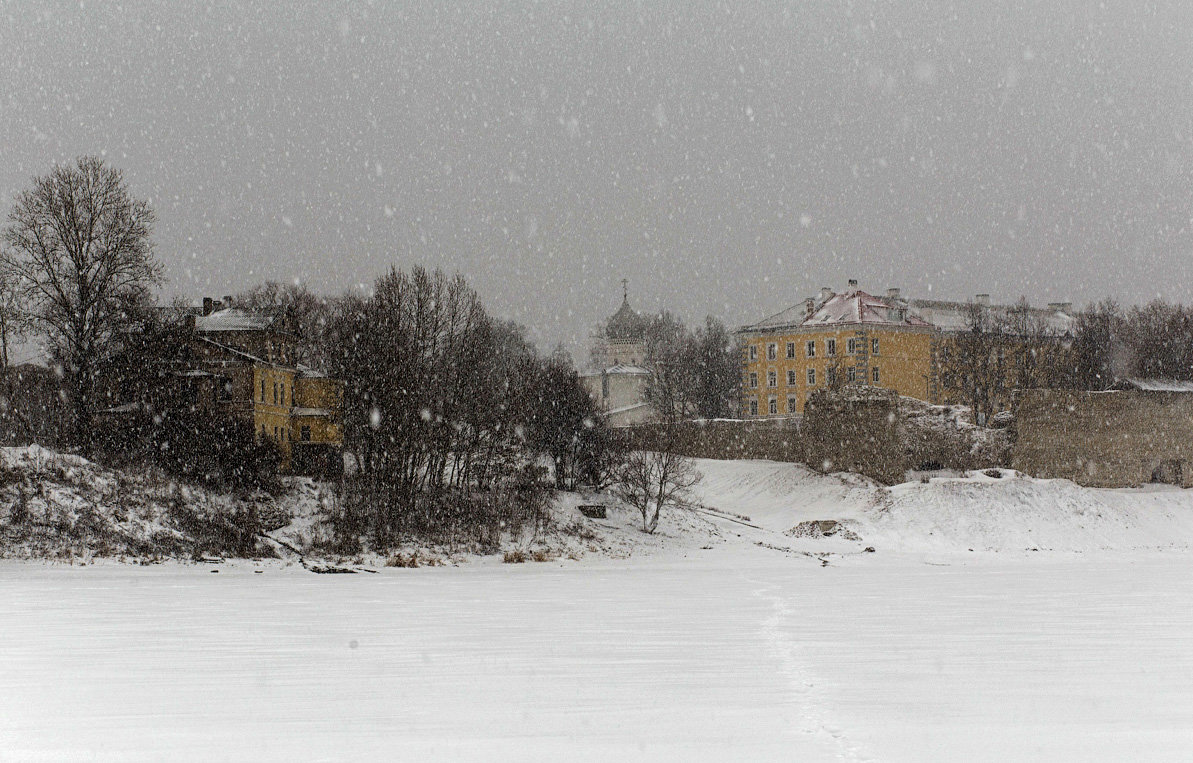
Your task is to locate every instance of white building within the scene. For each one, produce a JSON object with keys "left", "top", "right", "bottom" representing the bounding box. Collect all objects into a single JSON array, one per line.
[{"left": 581, "top": 293, "right": 655, "bottom": 427}]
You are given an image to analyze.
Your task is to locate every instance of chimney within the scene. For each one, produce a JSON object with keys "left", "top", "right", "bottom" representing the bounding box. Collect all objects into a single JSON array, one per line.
[
  {"left": 819, "top": 286, "right": 833, "bottom": 302},
  {"left": 848, "top": 279, "right": 858, "bottom": 290},
  {"left": 222, "top": 295, "right": 233, "bottom": 308},
  {"left": 975, "top": 294, "right": 990, "bottom": 306},
  {"left": 202, "top": 297, "right": 214, "bottom": 315},
  {"left": 804, "top": 297, "right": 815, "bottom": 317},
  {"left": 887, "top": 287, "right": 901, "bottom": 300}
]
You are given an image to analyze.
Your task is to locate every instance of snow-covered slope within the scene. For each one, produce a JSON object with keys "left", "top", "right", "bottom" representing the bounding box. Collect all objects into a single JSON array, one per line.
[
  {"left": 0, "top": 445, "right": 331, "bottom": 561},
  {"left": 7, "top": 443, "right": 1193, "bottom": 563},
  {"left": 689, "top": 458, "right": 1193, "bottom": 554}
]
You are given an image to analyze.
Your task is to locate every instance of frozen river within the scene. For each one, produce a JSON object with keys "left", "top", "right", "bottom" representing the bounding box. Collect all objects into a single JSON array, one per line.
[{"left": 4, "top": 554, "right": 1193, "bottom": 761}]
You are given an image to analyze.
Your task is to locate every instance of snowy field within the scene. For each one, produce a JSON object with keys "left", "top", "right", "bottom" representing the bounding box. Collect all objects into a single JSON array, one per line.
[
  {"left": 6, "top": 455, "right": 1193, "bottom": 761},
  {"left": 5, "top": 553, "right": 1193, "bottom": 762}
]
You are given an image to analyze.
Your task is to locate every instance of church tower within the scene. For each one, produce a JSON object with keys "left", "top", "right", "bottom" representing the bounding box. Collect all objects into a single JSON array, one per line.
[{"left": 580, "top": 281, "right": 654, "bottom": 427}]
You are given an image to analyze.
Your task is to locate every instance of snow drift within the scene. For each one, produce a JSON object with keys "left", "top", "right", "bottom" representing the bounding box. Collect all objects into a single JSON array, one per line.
[{"left": 690, "top": 457, "right": 1193, "bottom": 554}]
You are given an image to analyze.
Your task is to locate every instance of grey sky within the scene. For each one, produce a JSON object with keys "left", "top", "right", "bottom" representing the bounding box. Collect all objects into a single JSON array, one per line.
[{"left": 3, "top": 1, "right": 1192, "bottom": 358}]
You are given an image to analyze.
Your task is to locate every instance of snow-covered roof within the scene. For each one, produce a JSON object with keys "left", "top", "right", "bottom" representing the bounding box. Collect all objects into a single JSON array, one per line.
[
  {"left": 604, "top": 364, "right": 650, "bottom": 375},
  {"left": 604, "top": 402, "right": 652, "bottom": 416},
  {"left": 582, "top": 364, "right": 650, "bottom": 377},
  {"left": 296, "top": 363, "right": 328, "bottom": 379},
  {"left": 907, "top": 299, "right": 1075, "bottom": 336},
  {"left": 194, "top": 308, "right": 278, "bottom": 333},
  {"left": 1111, "top": 378, "right": 1193, "bottom": 393},
  {"left": 741, "top": 288, "right": 1075, "bottom": 336},
  {"left": 743, "top": 288, "right": 932, "bottom": 332},
  {"left": 807, "top": 289, "right": 933, "bottom": 327}
]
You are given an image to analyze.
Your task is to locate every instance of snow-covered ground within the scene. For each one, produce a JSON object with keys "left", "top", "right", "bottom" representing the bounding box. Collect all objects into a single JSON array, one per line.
[
  {"left": 6, "top": 454, "right": 1193, "bottom": 760},
  {"left": 4, "top": 555, "right": 1193, "bottom": 762}
]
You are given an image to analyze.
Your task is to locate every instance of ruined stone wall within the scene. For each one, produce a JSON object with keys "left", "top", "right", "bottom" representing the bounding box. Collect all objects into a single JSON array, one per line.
[
  {"left": 802, "top": 388, "right": 904, "bottom": 484},
  {"left": 621, "top": 418, "right": 803, "bottom": 463},
  {"left": 1012, "top": 389, "right": 1193, "bottom": 487}
]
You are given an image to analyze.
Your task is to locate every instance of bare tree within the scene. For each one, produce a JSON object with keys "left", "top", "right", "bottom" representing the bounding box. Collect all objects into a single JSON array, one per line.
[
  {"left": 1070, "top": 299, "right": 1124, "bottom": 390},
  {"left": 0, "top": 264, "right": 31, "bottom": 371},
  {"left": 0, "top": 263, "right": 38, "bottom": 441},
  {"left": 235, "top": 280, "right": 331, "bottom": 366},
  {"left": 613, "top": 449, "right": 702, "bottom": 534},
  {"left": 2, "top": 157, "right": 161, "bottom": 447},
  {"left": 938, "top": 303, "right": 1010, "bottom": 424}
]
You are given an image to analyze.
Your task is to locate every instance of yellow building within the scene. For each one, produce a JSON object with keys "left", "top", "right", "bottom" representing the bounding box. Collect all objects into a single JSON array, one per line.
[
  {"left": 187, "top": 298, "right": 344, "bottom": 475},
  {"left": 738, "top": 282, "right": 1074, "bottom": 418}
]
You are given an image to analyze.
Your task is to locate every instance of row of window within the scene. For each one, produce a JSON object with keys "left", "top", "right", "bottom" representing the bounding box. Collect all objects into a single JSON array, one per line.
[
  {"left": 260, "top": 422, "right": 313, "bottom": 442},
  {"left": 261, "top": 378, "right": 289, "bottom": 406},
  {"left": 749, "top": 337, "right": 880, "bottom": 361},
  {"left": 749, "top": 366, "right": 881, "bottom": 389},
  {"left": 747, "top": 396, "right": 799, "bottom": 416}
]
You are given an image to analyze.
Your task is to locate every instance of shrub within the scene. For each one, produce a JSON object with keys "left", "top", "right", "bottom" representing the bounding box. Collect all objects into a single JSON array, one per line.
[
  {"left": 385, "top": 551, "right": 443, "bottom": 568},
  {"left": 503, "top": 549, "right": 527, "bottom": 563}
]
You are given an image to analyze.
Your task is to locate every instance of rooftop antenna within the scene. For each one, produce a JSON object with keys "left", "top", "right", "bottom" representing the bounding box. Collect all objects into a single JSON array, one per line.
[{"left": 621, "top": 278, "right": 629, "bottom": 304}]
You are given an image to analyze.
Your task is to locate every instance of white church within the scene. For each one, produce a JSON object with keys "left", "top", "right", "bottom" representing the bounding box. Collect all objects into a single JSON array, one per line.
[{"left": 581, "top": 287, "right": 655, "bottom": 428}]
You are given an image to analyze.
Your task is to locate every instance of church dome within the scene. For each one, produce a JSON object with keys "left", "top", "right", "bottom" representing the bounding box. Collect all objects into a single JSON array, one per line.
[{"left": 606, "top": 296, "right": 646, "bottom": 340}]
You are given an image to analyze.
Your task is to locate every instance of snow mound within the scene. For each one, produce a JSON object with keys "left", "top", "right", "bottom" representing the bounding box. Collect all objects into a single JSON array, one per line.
[
  {"left": 866, "top": 471, "right": 1175, "bottom": 552},
  {"left": 688, "top": 457, "right": 1193, "bottom": 555}
]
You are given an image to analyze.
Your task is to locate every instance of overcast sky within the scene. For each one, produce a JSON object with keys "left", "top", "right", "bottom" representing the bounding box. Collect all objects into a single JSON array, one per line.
[{"left": 3, "top": 1, "right": 1192, "bottom": 359}]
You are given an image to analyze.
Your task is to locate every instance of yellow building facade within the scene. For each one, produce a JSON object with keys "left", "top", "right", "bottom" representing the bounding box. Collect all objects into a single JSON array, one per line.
[
  {"left": 189, "top": 299, "right": 344, "bottom": 475},
  {"left": 738, "top": 284, "right": 1073, "bottom": 418}
]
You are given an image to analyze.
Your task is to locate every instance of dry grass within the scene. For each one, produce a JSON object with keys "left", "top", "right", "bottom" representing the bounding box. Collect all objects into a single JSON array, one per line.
[{"left": 384, "top": 551, "right": 443, "bottom": 568}]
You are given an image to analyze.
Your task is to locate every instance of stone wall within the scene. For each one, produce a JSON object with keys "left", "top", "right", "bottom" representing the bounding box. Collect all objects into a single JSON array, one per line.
[
  {"left": 622, "top": 388, "right": 1006, "bottom": 485},
  {"left": 621, "top": 418, "right": 803, "bottom": 463},
  {"left": 802, "top": 387, "right": 904, "bottom": 484},
  {"left": 1012, "top": 389, "right": 1193, "bottom": 487}
]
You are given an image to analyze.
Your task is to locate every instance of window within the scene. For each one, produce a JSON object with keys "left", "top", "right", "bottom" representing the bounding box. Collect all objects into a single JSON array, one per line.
[
  {"left": 872, "top": 338, "right": 880, "bottom": 356},
  {"left": 749, "top": 372, "right": 758, "bottom": 389},
  {"left": 872, "top": 367, "right": 881, "bottom": 384},
  {"left": 301, "top": 425, "right": 311, "bottom": 442},
  {"left": 260, "top": 423, "right": 266, "bottom": 438},
  {"left": 273, "top": 382, "right": 278, "bottom": 405},
  {"left": 281, "top": 384, "right": 286, "bottom": 406},
  {"left": 749, "top": 345, "right": 758, "bottom": 361},
  {"left": 847, "top": 338, "right": 857, "bottom": 355},
  {"left": 787, "top": 369, "right": 797, "bottom": 386},
  {"left": 787, "top": 396, "right": 798, "bottom": 414},
  {"left": 768, "top": 397, "right": 778, "bottom": 415},
  {"left": 766, "top": 343, "right": 777, "bottom": 361},
  {"left": 767, "top": 370, "right": 777, "bottom": 388},
  {"left": 827, "top": 366, "right": 838, "bottom": 386},
  {"left": 805, "top": 340, "right": 816, "bottom": 358},
  {"left": 827, "top": 338, "right": 836, "bottom": 356},
  {"left": 807, "top": 368, "right": 816, "bottom": 386},
  {"left": 749, "top": 399, "right": 759, "bottom": 416},
  {"left": 847, "top": 367, "right": 857, "bottom": 383},
  {"left": 260, "top": 378, "right": 266, "bottom": 402},
  {"left": 786, "top": 342, "right": 796, "bottom": 359}
]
